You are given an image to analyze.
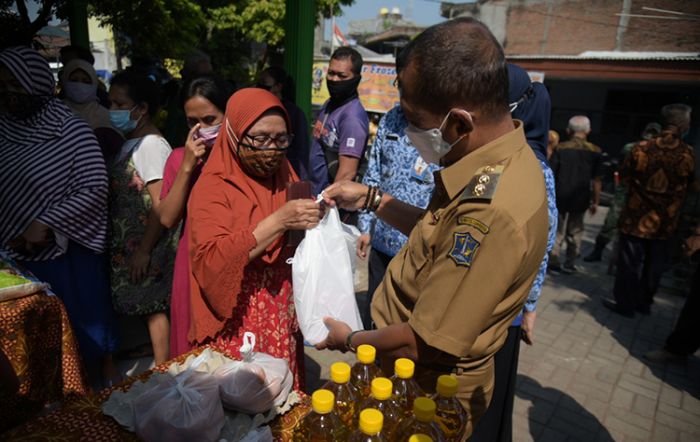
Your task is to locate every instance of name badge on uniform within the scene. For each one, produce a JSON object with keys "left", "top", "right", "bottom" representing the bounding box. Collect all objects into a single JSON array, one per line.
[
  {"left": 411, "top": 156, "right": 429, "bottom": 181},
  {"left": 449, "top": 232, "right": 480, "bottom": 267}
]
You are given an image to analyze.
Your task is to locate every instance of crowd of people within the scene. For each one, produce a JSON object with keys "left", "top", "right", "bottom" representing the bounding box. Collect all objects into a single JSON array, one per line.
[{"left": 0, "top": 14, "right": 697, "bottom": 440}]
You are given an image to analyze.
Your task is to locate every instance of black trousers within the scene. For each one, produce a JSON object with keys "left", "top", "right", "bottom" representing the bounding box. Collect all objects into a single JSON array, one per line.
[
  {"left": 468, "top": 326, "right": 521, "bottom": 442},
  {"left": 613, "top": 234, "right": 669, "bottom": 314},
  {"left": 666, "top": 260, "right": 700, "bottom": 355},
  {"left": 360, "top": 248, "right": 394, "bottom": 330}
]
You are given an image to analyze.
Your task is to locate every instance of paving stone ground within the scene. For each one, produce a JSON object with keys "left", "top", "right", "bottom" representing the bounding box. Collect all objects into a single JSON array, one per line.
[{"left": 304, "top": 208, "right": 700, "bottom": 442}]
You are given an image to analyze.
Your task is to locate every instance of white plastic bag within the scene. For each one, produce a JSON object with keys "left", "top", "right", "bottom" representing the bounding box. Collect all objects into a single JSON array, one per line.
[
  {"left": 290, "top": 206, "right": 364, "bottom": 345},
  {"left": 213, "top": 332, "right": 293, "bottom": 414},
  {"left": 133, "top": 370, "right": 224, "bottom": 442}
]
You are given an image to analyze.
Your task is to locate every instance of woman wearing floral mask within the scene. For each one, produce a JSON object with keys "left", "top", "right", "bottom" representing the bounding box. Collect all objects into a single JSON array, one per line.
[
  {"left": 158, "top": 74, "right": 233, "bottom": 357},
  {"left": 60, "top": 60, "right": 123, "bottom": 162},
  {"left": 187, "top": 88, "right": 322, "bottom": 390},
  {"left": 107, "top": 70, "right": 177, "bottom": 365}
]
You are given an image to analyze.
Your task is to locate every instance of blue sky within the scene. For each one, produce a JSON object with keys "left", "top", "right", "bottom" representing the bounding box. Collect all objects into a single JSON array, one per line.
[{"left": 335, "top": 0, "right": 445, "bottom": 31}]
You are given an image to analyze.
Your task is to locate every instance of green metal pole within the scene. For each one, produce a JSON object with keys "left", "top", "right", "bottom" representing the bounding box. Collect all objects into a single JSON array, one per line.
[
  {"left": 284, "top": 0, "right": 316, "bottom": 123},
  {"left": 67, "top": 0, "right": 90, "bottom": 50}
]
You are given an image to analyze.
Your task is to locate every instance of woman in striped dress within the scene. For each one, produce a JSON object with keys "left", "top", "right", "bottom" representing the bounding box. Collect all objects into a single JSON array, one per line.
[{"left": 0, "top": 47, "right": 118, "bottom": 386}]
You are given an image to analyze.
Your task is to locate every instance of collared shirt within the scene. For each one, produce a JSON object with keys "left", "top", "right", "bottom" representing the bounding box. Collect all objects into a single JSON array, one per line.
[
  {"left": 371, "top": 122, "right": 549, "bottom": 434},
  {"left": 550, "top": 137, "right": 603, "bottom": 213},
  {"left": 309, "top": 98, "right": 369, "bottom": 195},
  {"left": 618, "top": 130, "right": 695, "bottom": 239},
  {"left": 358, "top": 106, "right": 439, "bottom": 256}
]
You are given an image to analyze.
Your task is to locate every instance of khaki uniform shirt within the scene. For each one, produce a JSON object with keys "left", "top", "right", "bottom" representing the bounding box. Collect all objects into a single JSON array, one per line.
[{"left": 371, "top": 122, "right": 549, "bottom": 438}]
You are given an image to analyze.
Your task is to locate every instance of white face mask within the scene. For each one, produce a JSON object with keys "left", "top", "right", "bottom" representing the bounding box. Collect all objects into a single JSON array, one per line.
[{"left": 405, "top": 110, "right": 469, "bottom": 164}]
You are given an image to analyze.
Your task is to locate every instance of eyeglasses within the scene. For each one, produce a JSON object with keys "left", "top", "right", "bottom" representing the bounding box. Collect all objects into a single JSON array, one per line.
[{"left": 240, "top": 133, "right": 293, "bottom": 151}]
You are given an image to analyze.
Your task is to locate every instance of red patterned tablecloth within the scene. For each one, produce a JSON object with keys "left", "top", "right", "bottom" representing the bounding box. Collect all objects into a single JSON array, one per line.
[
  {"left": 0, "top": 292, "right": 88, "bottom": 433},
  {"left": 1, "top": 347, "right": 311, "bottom": 441}
]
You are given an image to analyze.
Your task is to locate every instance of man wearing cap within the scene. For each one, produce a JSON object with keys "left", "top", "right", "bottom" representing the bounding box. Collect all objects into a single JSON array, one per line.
[{"left": 317, "top": 18, "right": 548, "bottom": 439}]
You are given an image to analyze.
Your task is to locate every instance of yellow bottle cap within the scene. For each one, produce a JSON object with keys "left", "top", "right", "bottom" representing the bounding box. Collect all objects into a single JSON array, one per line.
[
  {"left": 409, "top": 434, "right": 433, "bottom": 442},
  {"left": 413, "top": 397, "right": 437, "bottom": 422},
  {"left": 371, "top": 377, "right": 393, "bottom": 400},
  {"left": 330, "top": 362, "right": 351, "bottom": 384},
  {"left": 359, "top": 408, "right": 384, "bottom": 435},
  {"left": 311, "top": 389, "right": 335, "bottom": 414},
  {"left": 436, "top": 375, "right": 458, "bottom": 397},
  {"left": 394, "top": 358, "right": 415, "bottom": 379},
  {"left": 357, "top": 344, "right": 376, "bottom": 364}
]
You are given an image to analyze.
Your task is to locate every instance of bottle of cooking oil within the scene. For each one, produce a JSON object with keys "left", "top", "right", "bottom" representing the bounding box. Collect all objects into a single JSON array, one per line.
[
  {"left": 350, "top": 344, "right": 381, "bottom": 399},
  {"left": 408, "top": 435, "right": 433, "bottom": 442},
  {"left": 393, "top": 397, "right": 445, "bottom": 441},
  {"left": 321, "top": 361, "right": 357, "bottom": 428},
  {"left": 356, "top": 377, "right": 401, "bottom": 439},
  {"left": 348, "top": 408, "right": 384, "bottom": 441},
  {"left": 293, "top": 389, "right": 347, "bottom": 441},
  {"left": 390, "top": 358, "right": 424, "bottom": 418},
  {"left": 432, "top": 375, "right": 467, "bottom": 442}
]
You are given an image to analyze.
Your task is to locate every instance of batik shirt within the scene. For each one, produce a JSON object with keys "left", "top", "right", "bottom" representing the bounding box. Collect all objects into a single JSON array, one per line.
[
  {"left": 618, "top": 130, "right": 695, "bottom": 240},
  {"left": 358, "top": 106, "right": 439, "bottom": 257}
]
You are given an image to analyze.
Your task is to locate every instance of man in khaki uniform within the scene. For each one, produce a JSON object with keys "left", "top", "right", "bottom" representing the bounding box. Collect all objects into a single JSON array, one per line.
[{"left": 319, "top": 18, "right": 548, "bottom": 438}]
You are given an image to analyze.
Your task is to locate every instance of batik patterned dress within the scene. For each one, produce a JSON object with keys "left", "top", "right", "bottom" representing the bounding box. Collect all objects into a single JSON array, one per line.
[
  {"left": 209, "top": 256, "right": 305, "bottom": 391},
  {"left": 108, "top": 138, "right": 178, "bottom": 315}
]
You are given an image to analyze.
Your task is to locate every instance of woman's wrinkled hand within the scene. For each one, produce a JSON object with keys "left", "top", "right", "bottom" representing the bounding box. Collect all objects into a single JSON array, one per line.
[
  {"left": 277, "top": 199, "right": 322, "bottom": 231},
  {"left": 182, "top": 124, "right": 207, "bottom": 172},
  {"left": 322, "top": 181, "right": 369, "bottom": 211},
  {"left": 8, "top": 220, "right": 53, "bottom": 255}
]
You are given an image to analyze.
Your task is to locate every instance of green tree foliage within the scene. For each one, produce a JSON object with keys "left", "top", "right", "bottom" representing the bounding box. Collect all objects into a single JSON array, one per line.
[
  {"left": 90, "top": 0, "right": 204, "bottom": 59},
  {"left": 91, "top": 0, "right": 354, "bottom": 81},
  {"left": 0, "top": 0, "right": 66, "bottom": 48},
  {"left": 3, "top": 0, "right": 354, "bottom": 82}
]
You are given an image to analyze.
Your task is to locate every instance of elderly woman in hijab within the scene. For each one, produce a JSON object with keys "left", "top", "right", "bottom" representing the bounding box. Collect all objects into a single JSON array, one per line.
[
  {"left": 469, "top": 63, "right": 558, "bottom": 442},
  {"left": 61, "top": 60, "right": 123, "bottom": 162},
  {"left": 0, "top": 47, "right": 118, "bottom": 387},
  {"left": 188, "top": 88, "right": 322, "bottom": 389}
]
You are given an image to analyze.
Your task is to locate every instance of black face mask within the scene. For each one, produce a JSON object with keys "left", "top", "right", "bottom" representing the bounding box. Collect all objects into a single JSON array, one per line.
[
  {"left": 0, "top": 91, "right": 48, "bottom": 120},
  {"left": 327, "top": 76, "right": 361, "bottom": 106}
]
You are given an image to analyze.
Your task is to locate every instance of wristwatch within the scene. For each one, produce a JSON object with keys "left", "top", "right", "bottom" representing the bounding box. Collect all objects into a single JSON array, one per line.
[{"left": 345, "top": 330, "right": 363, "bottom": 353}]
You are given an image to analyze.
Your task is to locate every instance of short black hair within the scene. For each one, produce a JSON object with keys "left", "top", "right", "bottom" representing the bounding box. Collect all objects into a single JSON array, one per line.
[
  {"left": 395, "top": 43, "right": 409, "bottom": 74},
  {"left": 110, "top": 69, "right": 161, "bottom": 117},
  {"left": 60, "top": 45, "right": 95, "bottom": 65},
  {"left": 261, "top": 66, "right": 295, "bottom": 102},
  {"left": 181, "top": 74, "right": 234, "bottom": 113},
  {"left": 330, "top": 46, "right": 363, "bottom": 76},
  {"left": 400, "top": 17, "right": 509, "bottom": 121}
]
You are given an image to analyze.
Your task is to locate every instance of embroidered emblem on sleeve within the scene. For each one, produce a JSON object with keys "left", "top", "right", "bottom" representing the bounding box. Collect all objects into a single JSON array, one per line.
[{"left": 449, "top": 232, "right": 480, "bottom": 267}]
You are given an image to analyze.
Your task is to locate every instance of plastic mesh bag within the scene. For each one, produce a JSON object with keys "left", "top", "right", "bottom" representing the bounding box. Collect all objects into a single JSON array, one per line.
[
  {"left": 213, "top": 332, "right": 293, "bottom": 414},
  {"left": 133, "top": 370, "right": 224, "bottom": 442},
  {"left": 290, "top": 206, "right": 363, "bottom": 344}
]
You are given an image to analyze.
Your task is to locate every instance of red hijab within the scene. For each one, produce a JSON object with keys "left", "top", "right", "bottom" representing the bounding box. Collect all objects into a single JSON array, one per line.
[{"left": 187, "top": 88, "right": 298, "bottom": 344}]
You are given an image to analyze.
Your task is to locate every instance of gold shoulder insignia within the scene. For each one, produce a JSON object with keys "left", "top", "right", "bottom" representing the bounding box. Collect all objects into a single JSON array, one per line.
[{"left": 460, "top": 165, "right": 504, "bottom": 202}]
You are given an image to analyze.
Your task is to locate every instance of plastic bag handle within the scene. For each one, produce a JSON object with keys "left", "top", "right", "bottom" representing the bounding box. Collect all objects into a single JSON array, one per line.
[{"left": 240, "top": 332, "right": 256, "bottom": 361}]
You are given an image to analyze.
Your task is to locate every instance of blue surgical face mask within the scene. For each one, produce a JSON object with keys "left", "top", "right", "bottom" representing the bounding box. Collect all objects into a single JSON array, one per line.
[
  {"left": 404, "top": 109, "right": 469, "bottom": 164},
  {"left": 63, "top": 81, "right": 97, "bottom": 104},
  {"left": 109, "top": 105, "right": 141, "bottom": 134}
]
